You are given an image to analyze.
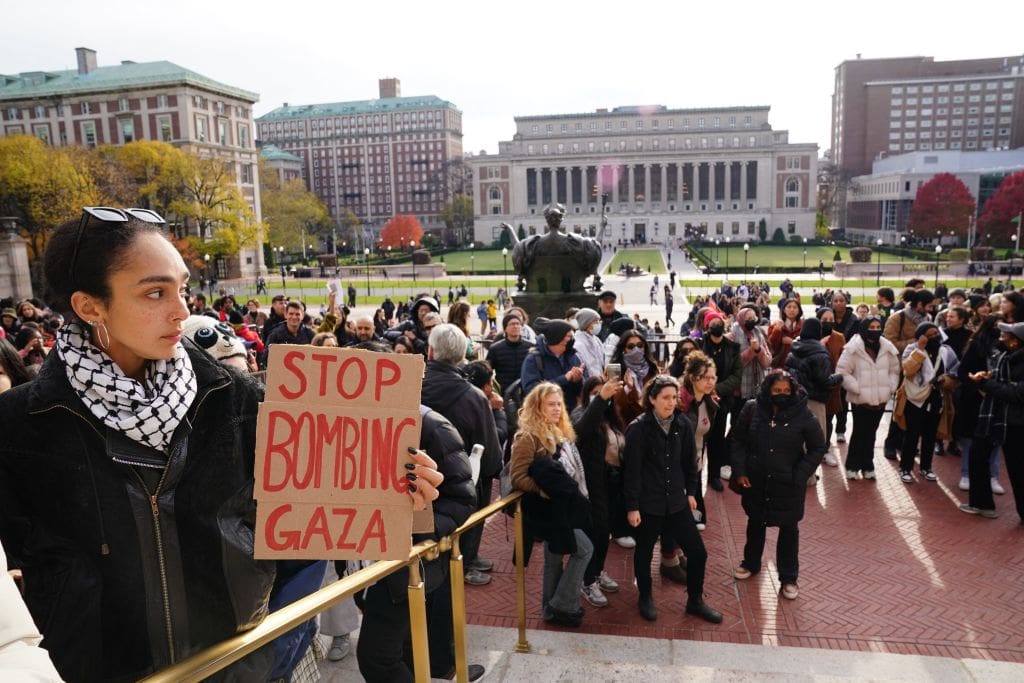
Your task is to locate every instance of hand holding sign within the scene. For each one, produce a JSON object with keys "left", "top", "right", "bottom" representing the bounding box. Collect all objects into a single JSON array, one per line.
[{"left": 405, "top": 447, "right": 443, "bottom": 510}]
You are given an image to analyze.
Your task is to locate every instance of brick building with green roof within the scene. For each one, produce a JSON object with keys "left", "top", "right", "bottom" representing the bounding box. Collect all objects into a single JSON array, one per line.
[{"left": 0, "top": 47, "right": 267, "bottom": 278}]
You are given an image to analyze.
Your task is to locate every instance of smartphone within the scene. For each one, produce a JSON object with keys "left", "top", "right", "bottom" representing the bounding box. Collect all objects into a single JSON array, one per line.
[{"left": 606, "top": 363, "right": 621, "bottom": 381}]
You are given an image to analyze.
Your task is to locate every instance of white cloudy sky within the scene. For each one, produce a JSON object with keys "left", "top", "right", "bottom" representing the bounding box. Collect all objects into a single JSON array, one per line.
[{"left": 4, "top": 0, "right": 1022, "bottom": 156}]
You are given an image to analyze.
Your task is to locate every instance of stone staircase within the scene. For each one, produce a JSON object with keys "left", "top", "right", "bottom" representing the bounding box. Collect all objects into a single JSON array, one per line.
[{"left": 319, "top": 624, "right": 1024, "bottom": 682}]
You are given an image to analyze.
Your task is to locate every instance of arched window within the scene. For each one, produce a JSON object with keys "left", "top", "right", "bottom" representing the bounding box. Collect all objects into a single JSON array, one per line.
[
  {"left": 489, "top": 186, "right": 502, "bottom": 201},
  {"left": 786, "top": 178, "right": 800, "bottom": 193},
  {"left": 784, "top": 177, "right": 800, "bottom": 208}
]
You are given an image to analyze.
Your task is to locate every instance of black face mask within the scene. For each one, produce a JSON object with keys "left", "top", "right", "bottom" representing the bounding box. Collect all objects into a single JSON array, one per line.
[
  {"left": 709, "top": 324, "right": 725, "bottom": 337},
  {"left": 863, "top": 330, "right": 882, "bottom": 344},
  {"left": 564, "top": 339, "right": 575, "bottom": 355},
  {"left": 743, "top": 319, "right": 757, "bottom": 331},
  {"left": 770, "top": 394, "right": 790, "bottom": 407},
  {"left": 821, "top": 322, "right": 835, "bottom": 337}
]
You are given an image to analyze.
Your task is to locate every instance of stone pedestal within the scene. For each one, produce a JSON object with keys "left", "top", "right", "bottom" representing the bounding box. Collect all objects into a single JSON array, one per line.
[
  {"left": 0, "top": 230, "right": 34, "bottom": 301},
  {"left": 510, "top": 291, "right": 598, "bottom": 320}
]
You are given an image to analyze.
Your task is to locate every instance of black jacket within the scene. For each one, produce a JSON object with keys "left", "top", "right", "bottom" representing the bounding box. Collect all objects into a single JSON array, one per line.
[
  {"left": 785, "top": 339, "right": 841, "bottom": 403},
  {"left": 520, "top": 335, "right": 584, "bottom": 410},
  {"left": 486, "top": 337, "right": 535, "bottom": 394},
  {"left": 979, "top": 347, "right": 1024, "bottom": 431},
  {"left": 521, "top": 458, "right": 590, "bottom": 555},
  {"left": 834, "top": 306, "right": 858, "bottom": 342},
  {"left": 571, "top": 396, "right": 619, "bottom": 531},
  {"left": 0, "top": 344, "right": 276, "bottom": 682},
  {"left": 728, "top": 387, "right": 826, "bottom": 526},
  {"left": 420, "top": 361, "right": 502, "bottom": 479},
  {"left": 953, "top": 333, "right": 997, "bottom": 439},
  {"left": 623, "top": 411, "right": 699, "bottom": 516},
  {"left": 702, "top": 335, "right": 743, "bottom": 407}
]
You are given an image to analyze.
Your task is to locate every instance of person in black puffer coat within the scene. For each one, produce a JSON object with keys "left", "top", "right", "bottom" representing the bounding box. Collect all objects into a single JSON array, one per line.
[
  {"left": 785, "top": 318, "right": 842, "bottom": 464},
  {"left": 728, "top": 370, "right": 826, "bottom": 601}
]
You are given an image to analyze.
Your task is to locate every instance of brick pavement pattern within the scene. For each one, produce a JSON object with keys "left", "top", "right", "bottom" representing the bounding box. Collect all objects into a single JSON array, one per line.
[{"left": 468, "top": 417, "right": 1024, "bottom": 663}]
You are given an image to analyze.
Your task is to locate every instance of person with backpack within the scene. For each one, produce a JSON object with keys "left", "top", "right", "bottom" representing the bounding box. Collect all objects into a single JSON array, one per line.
[{"left": 785, "top": 318, "right": 843, "bottom": 467}]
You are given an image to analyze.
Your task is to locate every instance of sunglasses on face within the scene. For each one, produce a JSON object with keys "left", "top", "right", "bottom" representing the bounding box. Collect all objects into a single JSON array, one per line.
[
  {"left": 625, "top": 342, "right": 645, "bottom": 351},
  {"left": 69, "top": 206, "right": 166, "bottom": 284}
]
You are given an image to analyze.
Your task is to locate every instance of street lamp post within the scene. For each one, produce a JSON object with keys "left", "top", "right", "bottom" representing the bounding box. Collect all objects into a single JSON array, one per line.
[
  {"left": 276, "top": 247, "right": 285, "bottom": 290},
  {"left": 934, "top": 244, "right": 942, "bottom": 289},
  {"left": 410, "top": 241, "right": 417, "bottom": 283},
  {"left": 203, "top": 253, "right": 211, "bottom": 296},
  {"left": 502, "top": 247, "right": 509, "bottom": 291},
  {"left": 876, "top": 238, "right": 884, "bottom": 286},
  {"left": 900, "top": 236, "right": 906, "bottom": 271},
  {"left": 470, "top": 242, "right": 475, "bottom": 276},
  {"left": 743, "top": 243, "right": 749, "bottom": 280},
  {"left": 714, "top": 239, "right": 720, "bottom": 265},
  {"left": 364, "top": 248, "right": 371, "bottom": 297},
  {"left": 725, "top": 236, "right": 731, "bottom": 272}
]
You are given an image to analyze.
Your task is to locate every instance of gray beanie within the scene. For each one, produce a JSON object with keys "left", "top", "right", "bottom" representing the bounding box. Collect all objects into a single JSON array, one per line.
[{"left": 575, "top": 308, "right": 600, "bottom": 333}]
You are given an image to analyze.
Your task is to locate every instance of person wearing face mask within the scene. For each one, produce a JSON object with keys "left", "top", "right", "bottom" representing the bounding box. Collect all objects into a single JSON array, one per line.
[
  {"left": 784, "top": 318, "right": 843, "bottom": 470},
  {"left": 953, "top": 314, "right": 1006, "bottom": 496},
  {"left": 521, "top": 320, "right": 585, "bottom": 410},
  {"left": 769, "top": 298, "right": 803, "bottom": 369},
  {"left": 668, "top": 338, "right": 700, "bottom": 378},
  {"left": 728, "top": 305, "right": 772, "bottom": 448},
  {"left": 728, "top": 370, "right": 826, "bottom": 601},
  {"left": 882, "top": 289, "right": 936, "bottom": 461},
  {"left": 836, "top": 317, "right": 900, "bottom": 479},
  {"left": 962, "top": 322, "right": 1024, "bottom": 522},
  {"left": 816, "top": 307, "right": 848, "bottom": 446},
  {"left": 892, "top": 322, "right": 959, "bottom": 484},
  {"left": 610, "top": 331, "right": 658, "bottom": 427},
  {"left": 572, "top": 308, "right": 606, "bottom": 381},
  {"left": 701, "top": 311, "right": 742, "bottom": 491}
]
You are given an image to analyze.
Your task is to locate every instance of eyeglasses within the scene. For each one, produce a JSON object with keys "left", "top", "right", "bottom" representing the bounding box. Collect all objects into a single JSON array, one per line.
[
  {"left": 69, "top": 206, "right": 166, "bottom": 285},
  {"left": 625, "top": 342, "right": 645, "bottom": 351}
]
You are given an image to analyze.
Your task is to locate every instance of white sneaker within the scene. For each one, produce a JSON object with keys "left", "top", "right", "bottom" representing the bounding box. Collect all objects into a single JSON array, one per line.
[
  {"left": 845, "top": 468, "right": 858, "bottom": 479},
  {"left": 598, "top": 571, "right": 620, "bottom": 592},
  {"left": 582, "top": 582, "right": 608, "bottom": 607},
  {"left": 328, "top": 634, "right": 351, "bottom": 662},
  {"left": 824, "top": 453, "right": 839, "bottom": 467},
  {"left": 991, "top": 478, "right": 1006, "bottom": 495},
  {"left": 958, "top": 477, "right": 970, "bottom": 491},
  {"left": 696, "top": 523, "right": 707, "bottom": 531},
  {"left": 720, "top": 465, "right": 732, "bottom": 480},
  {"left": 613, "top": 536, "right": 636, "bottom": 549},
  {"left": 862, "top": 470, "right": 876, "bottom": 480}
]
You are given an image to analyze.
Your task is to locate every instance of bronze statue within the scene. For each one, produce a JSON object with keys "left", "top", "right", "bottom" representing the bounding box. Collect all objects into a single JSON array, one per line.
[{"left": 501, "top": 203, "right": 603, "bottom": 319}]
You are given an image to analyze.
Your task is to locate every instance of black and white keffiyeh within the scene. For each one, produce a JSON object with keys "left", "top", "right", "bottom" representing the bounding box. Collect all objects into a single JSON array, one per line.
[{"left": 56, "top": 322, "right": 197, "bottom": 453}]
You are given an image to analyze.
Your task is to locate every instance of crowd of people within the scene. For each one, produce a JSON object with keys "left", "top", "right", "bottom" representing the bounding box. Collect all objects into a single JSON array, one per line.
[{"left": 3, "top": 211, "right": 1024, "bottom": 681}]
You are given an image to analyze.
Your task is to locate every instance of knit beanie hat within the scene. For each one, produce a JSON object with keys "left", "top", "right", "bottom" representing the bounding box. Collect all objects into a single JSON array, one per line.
[
  {"left": 574, "top": 308, "right": 600, "bottom": 333},
  {"left": 609, "top": 317, "right": 635, "bottom": 337},
  {"left": 800, "top": 318, "right": 823, "bottom": 340},
  {"left": 502, "top": 312, "right": 523, "bottom": 330},
  {"left": 543, "top": 320, "right": 574, "bottom": 345}
]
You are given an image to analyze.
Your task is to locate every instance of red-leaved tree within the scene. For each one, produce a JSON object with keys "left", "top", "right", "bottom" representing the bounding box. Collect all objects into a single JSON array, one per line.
[
  {"left": 907, "top": 173, "right": 976, "bottom": 239},
  {"left": 379, "top": 214, "right": 424, "bottom": 250},
  {"left": 978, "top": 170, "right": 1024, "bottom": 247}
]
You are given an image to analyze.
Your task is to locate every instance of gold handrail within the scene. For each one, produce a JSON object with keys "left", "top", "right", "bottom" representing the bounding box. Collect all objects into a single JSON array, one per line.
[{"left": 142, "top": 491, "right": 527, "bottom": 683}]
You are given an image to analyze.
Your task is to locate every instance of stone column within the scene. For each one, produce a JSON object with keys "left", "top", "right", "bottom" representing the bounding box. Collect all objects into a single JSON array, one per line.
[
  {"left": 627, "top": 165, "right": 636, "bottom": 204},
  {"left": 740, "top": 161, "right": 748, "bottom": 207},
  {"left": 691, "top": 163, "right": 700, "bottom": 205},
  {"left": 566, "top": 166, "right": 574, "bottom": 210},
  {"left": 643, "top": 164, "right": 651, "bottom": 204},
  {"left": 708, "top": 162, "right": 716, "bottom": 204},
  {"left": 660, "top": 164, "right": 667, "bottom": 205},
  {"left": 0, "top": 223, "right": 34, "bottom": 301}
]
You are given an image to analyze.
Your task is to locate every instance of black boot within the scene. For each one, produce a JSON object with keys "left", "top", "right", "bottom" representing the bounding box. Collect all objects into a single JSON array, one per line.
[
  {"left": 659, "top": 562, "right": 688, "bottom": 585},
  {"left": 638, "top": 594, "right": 658, "bottom": 621},
  {"left": 686, "top": 600, "right": 723, "bottom": 624}
]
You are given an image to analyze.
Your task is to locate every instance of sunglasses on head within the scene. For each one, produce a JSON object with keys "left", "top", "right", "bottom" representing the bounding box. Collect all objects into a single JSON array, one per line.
[{"left": 69, "top": 206, "right": 166, "bottom": 284}]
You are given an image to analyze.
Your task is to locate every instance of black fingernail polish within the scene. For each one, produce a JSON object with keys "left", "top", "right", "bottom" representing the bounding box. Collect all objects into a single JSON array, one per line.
[
  {"left": 404, "top": 463, "right": 416, "bottom": 471},
  {"left": 406, "top": 473, "right": 418, "bottom": 482},
  {"left": 407, "top": 483, "right": 417, "bottom": 492},
  {"left": 407, "top": 446, "right": 418, "bottom": 454}
]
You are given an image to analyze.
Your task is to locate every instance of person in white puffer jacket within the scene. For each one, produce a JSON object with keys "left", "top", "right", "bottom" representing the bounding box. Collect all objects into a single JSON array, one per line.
[
  {"left": 1, "top": 540, "right": 64, "bottom": 682},
  {"left": 836, "top": 316, "right": 900, "bottom": 480}
]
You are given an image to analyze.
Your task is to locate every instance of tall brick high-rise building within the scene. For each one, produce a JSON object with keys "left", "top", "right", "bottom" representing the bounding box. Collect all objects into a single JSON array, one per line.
[{"left": 256, "top": 79, "right": 463, "bottom": 249}]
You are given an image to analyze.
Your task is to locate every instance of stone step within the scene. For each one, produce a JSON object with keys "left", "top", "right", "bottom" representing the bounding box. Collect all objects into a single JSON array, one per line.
[{"left": 318, "top": 624, "right": 1024, "bottom": 682}]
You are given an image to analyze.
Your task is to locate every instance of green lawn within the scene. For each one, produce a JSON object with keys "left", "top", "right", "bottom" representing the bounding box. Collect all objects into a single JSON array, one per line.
[
  {"left": 605, "top": 248, "right": 667, "bottom": 274},
  {"left": 433, "top": 249, "right": 513, "bottom": 274},
  {"left": 693, "top": 244, "right": 934, "bottom": 270}
]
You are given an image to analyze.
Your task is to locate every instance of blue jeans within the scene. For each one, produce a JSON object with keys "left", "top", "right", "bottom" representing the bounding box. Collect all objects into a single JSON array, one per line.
[
  {"left": 542, "top": 529, "right": 593, "bottom": 614},
  {"left": 959, "top": 437, "right": 1000, "bottom": 478}
]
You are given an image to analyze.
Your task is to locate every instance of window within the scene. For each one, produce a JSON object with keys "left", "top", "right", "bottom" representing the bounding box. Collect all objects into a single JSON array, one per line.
[
  {"left": 34, "top": 105, "right": 45, "bottom": 118},
  {"left": 698, "top": 117, "right": 705, "bottom": 128},
  {"left": 218, "top": 121, "right": 228, "bottom": 145},
  {"left": 636, "top": 120, "right": 643, "bottom": 129},
  {"left": 33, "top": 124, "right": 49, "bottom": 144},
  {"left": 240, "top": 164, "right": 253, "bottom": 184},
  {"left": 82, "top": 121, "right": 96, "bottom": 147},
  {"left": 157, "top": 94, "right": 168, "bottom": 108},
  {"left": 81, "top": 102, "right": 91, "bottom": 115},
  {"left": 787, "top": 221, "right": 797, "bottom": 234},
  {"left": 195, "top": 115, "right": 207, "bottom": 142},
  {"left": 787, "top": 156, "right": 801, "bottom": 169},
  {"left": 530, "top": 125, "right": 538, "bottom": 134},
  {"left": 119, "top": 98, "right": 129, "bottom": 112},
  {"left": 238, "top": 123, "right": 249, "bottom": 148},
  {"left": 784, "top": 177, "right": 800, "bottom": 208},
  {"left": 120, "top": 119, "right": 135, "bottom": 143}
]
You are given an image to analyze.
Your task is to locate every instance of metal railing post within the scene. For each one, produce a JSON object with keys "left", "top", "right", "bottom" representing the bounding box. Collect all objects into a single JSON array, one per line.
[
  {"left": 514, "top": 498, "right": 531, "bottom": 653},
  {"left": 449, "top": 534, "right": 469, "bottom": 682},
  {"left": 407, "top": 560, "right": 431, "bottom": 683}
]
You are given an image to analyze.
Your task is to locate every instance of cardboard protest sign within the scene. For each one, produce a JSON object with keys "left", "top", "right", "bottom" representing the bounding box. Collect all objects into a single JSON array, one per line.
[{"left": 254, "top": 345, "right": 425, "bottom": 560}]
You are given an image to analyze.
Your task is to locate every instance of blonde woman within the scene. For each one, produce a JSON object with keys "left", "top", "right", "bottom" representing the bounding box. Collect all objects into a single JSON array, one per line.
[{"left": 510, "top": 382, "right": 593, "bottom": 627}]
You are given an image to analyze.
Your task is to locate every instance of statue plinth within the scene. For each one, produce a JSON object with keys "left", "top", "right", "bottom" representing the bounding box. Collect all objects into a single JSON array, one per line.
[{"left": 510, "top": 291, "right": 599, "bottom": 320}]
